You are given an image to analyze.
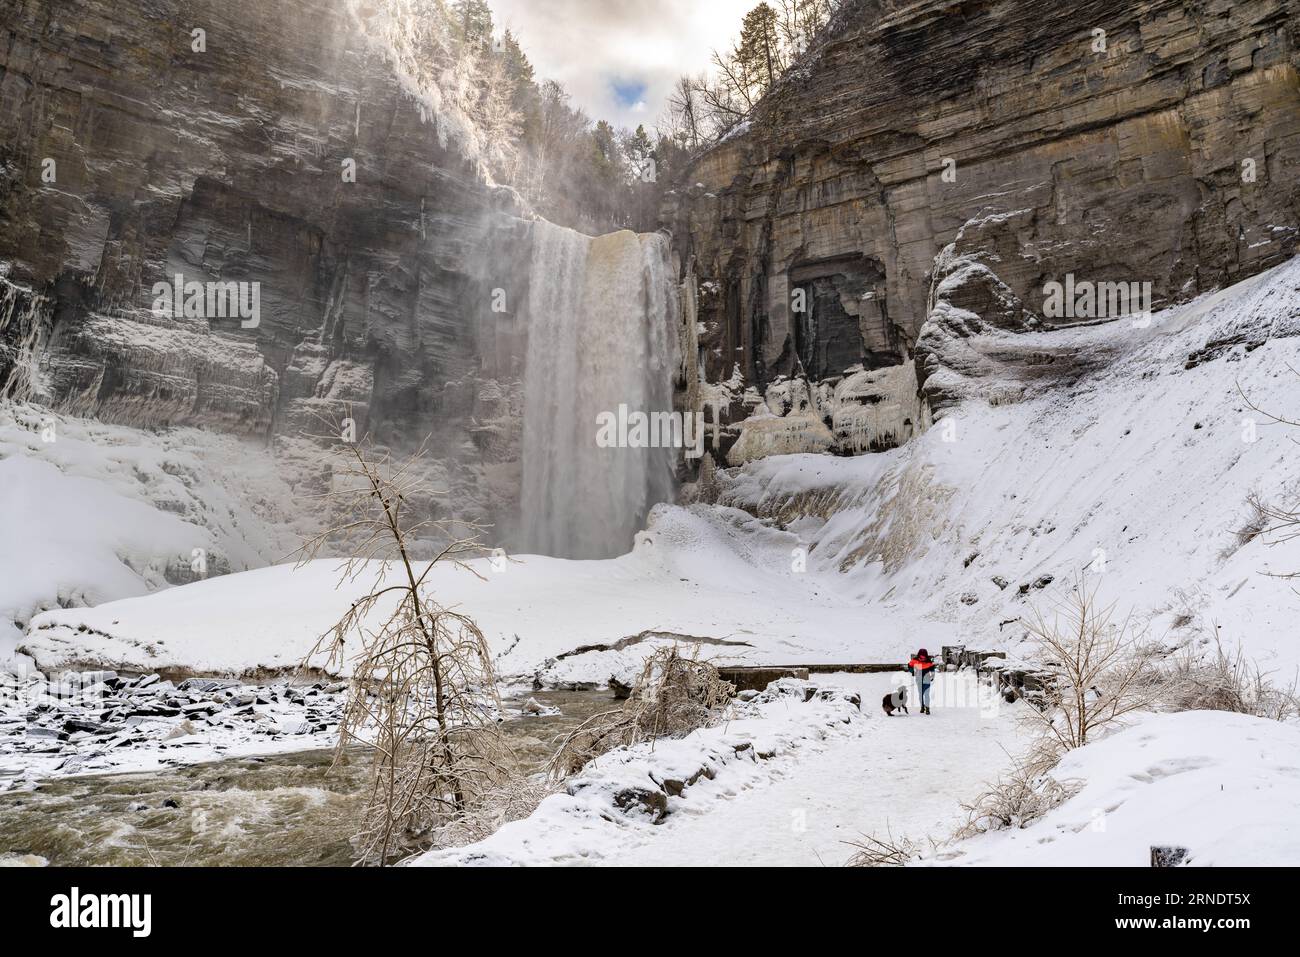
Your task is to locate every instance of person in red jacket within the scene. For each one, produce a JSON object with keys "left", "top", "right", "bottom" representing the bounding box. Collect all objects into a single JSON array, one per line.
[{"left": 907, "top": 648, "right": 937, "bottom": 715}]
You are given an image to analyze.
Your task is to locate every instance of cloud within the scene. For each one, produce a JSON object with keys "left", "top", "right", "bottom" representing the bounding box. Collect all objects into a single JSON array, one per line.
[{"left": 490, "top": 0, "right": 754, "bottom": 129}]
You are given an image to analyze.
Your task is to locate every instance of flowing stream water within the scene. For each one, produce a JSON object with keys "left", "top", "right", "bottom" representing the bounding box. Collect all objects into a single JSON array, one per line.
[
  {"left": 519, "top": 223, "right": 678, "bottom": 559},
  {"left": 0, "top": 690, "right": 612, "bottom": 867}
]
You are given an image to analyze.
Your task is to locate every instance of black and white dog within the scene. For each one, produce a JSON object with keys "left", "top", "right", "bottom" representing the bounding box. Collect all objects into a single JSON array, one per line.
[{"left": 882, "top": 685, "right": 909, "bottom": 716}]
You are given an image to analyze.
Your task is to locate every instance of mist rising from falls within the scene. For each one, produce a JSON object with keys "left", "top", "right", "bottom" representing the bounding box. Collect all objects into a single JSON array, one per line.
[{"left": 520, "top": 222, "right": 677, "bottom": 560}]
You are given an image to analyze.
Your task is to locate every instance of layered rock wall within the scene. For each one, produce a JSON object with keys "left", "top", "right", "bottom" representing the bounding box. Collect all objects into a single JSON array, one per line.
[
  {"left": 669, "top": 0, "right": 1300, "bottom": 460},
  {"left": 0, "top": 0, "right": 532, "bottom": 527},
  {"left": 0, "top": 0, "right": 533, "bottom": 428}
]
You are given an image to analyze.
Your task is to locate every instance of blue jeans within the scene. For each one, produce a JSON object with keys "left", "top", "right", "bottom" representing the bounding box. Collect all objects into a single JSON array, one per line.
[{"left": 915, "top": 675, "right": 933, "bottom": 709}]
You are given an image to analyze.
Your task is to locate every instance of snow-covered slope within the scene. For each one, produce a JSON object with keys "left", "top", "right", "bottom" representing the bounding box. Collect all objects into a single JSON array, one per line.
[
  {"left": 0, "top": 403, "right": 311, "bottom": 666},
  {"left": 941, "top": 710, "right": 1300, "bottom": 867},
  {"left": 720, "top": 257, "right": 1300, "bottom": 675}
]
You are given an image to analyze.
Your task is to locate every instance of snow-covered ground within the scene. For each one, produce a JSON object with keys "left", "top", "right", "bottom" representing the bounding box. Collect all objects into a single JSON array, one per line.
[
  {"left": 717, "top": 257, "right": 1300, "bottom": 677},
  {"left": 16, "top": 507, "right": 945, "bottom": 681},
  {"left": 615, "top": 672, "right": 1022, "bottom": 867},
  {"left": 414, "top": 677, "right": 1300, "bottom": 868},
  {"left": 941, "top": 710, "right": 1300, "bottom": 867},
  {"left": 0, "top": 403, "right": 309, "bottom": 671},
  {"left": 410, "top": 672, "right": 1022, "bottom": 867},
  {"left": 414, "top": 673, "right": 1024, "bottom": 867}
]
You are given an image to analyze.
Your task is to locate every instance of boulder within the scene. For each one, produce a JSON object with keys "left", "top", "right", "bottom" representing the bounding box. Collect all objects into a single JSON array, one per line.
[{"left": 612, "top": 787, "right": 670, "bottom": 824}]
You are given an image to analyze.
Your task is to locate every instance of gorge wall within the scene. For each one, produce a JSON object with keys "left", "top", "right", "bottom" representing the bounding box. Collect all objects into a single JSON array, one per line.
[
  {"left": 669, "top": 0, "right": 1300, "bottom": 464},
  {"left": 0, "top": 0, "right": 545, "bottom": 540}
]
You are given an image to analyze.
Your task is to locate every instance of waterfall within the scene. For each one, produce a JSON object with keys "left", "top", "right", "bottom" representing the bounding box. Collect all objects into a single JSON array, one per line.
[{"left": 520, "top": 222, "right": 678, "bottom": 559}]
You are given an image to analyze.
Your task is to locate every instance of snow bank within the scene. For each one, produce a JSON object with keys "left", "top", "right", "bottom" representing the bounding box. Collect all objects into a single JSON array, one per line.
[
  {"left": 943, "top": 711, "right": 1300, "bottom": 867},
  {"left": 0, "top": 404, "right": 306, "bottom": 643},
  {"left": 413, "top": 679, "right": 864, "bottom": 866},
  {"left": 21, "top": 503, "right": 944, "bottom": 679}
]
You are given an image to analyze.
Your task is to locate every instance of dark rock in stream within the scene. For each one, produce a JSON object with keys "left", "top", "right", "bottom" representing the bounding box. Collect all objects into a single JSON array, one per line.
[
  {"left": 127, "top": 706, "right": 181, "bottom": 719},
  {"left": 62, "top": 719, "right": 106, "bottom": 735},
  {"left": 179, "top": 679, "right": 240, "bottom": 694}
]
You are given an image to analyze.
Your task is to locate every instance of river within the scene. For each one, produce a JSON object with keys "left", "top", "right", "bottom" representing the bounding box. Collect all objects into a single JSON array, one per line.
[{"left": 0, "top": 689, "right": 613, "bottom": 866}]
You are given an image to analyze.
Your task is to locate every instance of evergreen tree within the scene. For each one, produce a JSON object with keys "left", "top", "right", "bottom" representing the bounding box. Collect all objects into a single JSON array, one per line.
[
  {"left": 451, "top": 0, "right": 494, "bottom": 52},
  {"left": 734, "top": 3, "right": 784, "bottom": 100},
  {"left": 623, "top": 125, "right": 654, "bottom": 179}
]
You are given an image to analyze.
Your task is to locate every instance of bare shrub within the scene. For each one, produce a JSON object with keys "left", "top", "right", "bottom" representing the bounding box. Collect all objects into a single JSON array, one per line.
[
  {"left": 952, "top": 578, "right": 1149, "bottom": 841},
  {"left": 549, "top": 645, "right": 734, "bottom": 778},
  {"left": 1235, "top": 491, "right": 1273, "bottom": 548},
  {"left": 954, "top": 742, "right": 1080, "bottom": 838},
  {"left": 1236, "top": 377, "right": 1300, "bottom": 567},
  {"left": 432, "top": 777, "right": 558, "bottom": 848},
  {"left": 1244, "top": 492, "right": 1300, "bottom": 561},
  {"left": 300, "top": 435, "right": 515, "bottom": 865},
  {"left": 845, "top": 832, "right": 921, "bottom": 867},
  {"left": 1161, "top": 585, "right": 1203, "bottom": 630},
  {"left": 1021, "top": 576, "right": 1156, "bottom": 754},
  {"left": 1159, "top": 631, "right": 1300, "bottom": 722}
]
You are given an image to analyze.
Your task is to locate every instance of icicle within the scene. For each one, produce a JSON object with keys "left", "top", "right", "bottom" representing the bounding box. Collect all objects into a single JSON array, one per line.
[{"left": 0, "top": 277, "right": 51, "bottom": 402}]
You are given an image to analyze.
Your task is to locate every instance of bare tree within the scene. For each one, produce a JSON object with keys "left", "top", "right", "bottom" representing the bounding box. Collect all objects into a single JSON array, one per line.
[
  {"left": 662, "top": 75, "right": 703, "bottom": 151},
  {"left": 660, "top": 1, "right": 843, "bottom": 152},
  {"left": 300, "top": 432, "right": 512, "bottom": 865},
  {"left": 1021, "top": 576, "right": 1155, "bottom": 752}
]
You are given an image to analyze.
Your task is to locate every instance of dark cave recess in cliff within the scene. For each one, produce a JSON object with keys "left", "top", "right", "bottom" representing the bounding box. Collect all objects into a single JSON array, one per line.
[{"left": 789, "top": 254, "right": 900, "bottom": 379}]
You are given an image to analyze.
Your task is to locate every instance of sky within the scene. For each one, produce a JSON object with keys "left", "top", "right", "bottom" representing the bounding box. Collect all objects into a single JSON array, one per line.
[{"left": 489, "top": 0, "right": 757, "bottom": 130}]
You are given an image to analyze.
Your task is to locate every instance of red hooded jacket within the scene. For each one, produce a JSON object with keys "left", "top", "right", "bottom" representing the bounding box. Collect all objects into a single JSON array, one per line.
[{"left": 908, "top": 651, "right": 936, "bottom": 677}]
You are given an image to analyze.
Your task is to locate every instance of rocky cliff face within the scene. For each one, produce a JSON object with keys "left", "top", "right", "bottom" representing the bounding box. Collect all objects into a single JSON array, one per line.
[
  {"left": 0, "top": 0, "right": 539, "bottom": 528},
  {"left": 669, "top": 0, "right": 1300, "bottom": 462}
]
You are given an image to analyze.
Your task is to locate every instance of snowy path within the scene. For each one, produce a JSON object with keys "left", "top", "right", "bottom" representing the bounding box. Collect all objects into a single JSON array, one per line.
[{"left": 616, "top": 673, "right": 1024, "bottom": 867}]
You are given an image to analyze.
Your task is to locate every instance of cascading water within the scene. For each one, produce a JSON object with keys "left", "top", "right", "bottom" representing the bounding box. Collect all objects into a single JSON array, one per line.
[{"left": 520, "top": 222, "right": 678, "bottom": 560}]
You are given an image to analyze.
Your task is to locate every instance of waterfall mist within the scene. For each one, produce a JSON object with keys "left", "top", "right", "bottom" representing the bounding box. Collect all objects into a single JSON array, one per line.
[{"left": 519, "top": 222, "right": 678, "bottom": 560}]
